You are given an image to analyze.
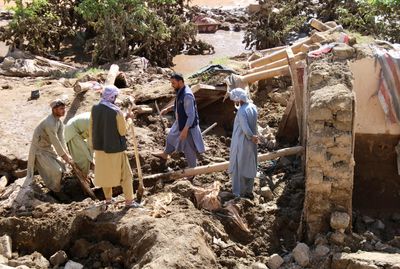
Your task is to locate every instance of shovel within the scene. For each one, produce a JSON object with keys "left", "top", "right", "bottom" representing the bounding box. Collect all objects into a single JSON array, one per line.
[
  {"left": 71, "top": 163, "right": 96, "bottom": 200},
  {"left": 127, "top": 118, "right": 144, "bottom": 202}
]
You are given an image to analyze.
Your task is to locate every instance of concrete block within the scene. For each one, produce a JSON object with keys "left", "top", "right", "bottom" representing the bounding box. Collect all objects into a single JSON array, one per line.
[
  {"left": 333, "top": 44, "right": 356, "bottom": 60},
  {"left": 336, "top": 110, "right": 353, "bottom": 122},
  {"left": 334, "top": 121, "right": 353, "bottom": 131},
  {"left": 309, "top": 108, "right": 333, "bottom": 121},
  {"left": 334, "top": 133, "right": 353, "bottom": 145}
]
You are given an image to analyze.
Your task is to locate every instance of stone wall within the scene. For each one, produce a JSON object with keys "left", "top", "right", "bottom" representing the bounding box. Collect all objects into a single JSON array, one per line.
[{"left": 303, "top": 48, "right": 355, "bottom": 241}]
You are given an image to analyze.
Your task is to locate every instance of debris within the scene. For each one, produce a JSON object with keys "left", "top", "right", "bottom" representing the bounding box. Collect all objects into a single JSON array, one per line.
[
  {"left": 251, "top": 262, "right": 268, "bottom": 269},
  {"left": 292, "top": 242, "right": 310, "bottom": 267},
  {"left": 330, "top": 211, "right": 350, "bottom": 232},
  {"left": 71, "top": 239, "right": 92, "bottom": 259},
  {"left": 143, "top": 146, "right": 304, "bottom": 181},
  {"left": 332, "top": 44, "right": 356, "bottom": 60},
  {"left": 194, "top": 16, "right": 220, "bottom": 33},
  {"left": 332, "top": 251, "right": 400, "bottom": 269},
  {"left": 201, "top": 122, "right": 218, "bottom": 136},
  {"left": 0, "top": 254, "right": 8, "bottom": 264},
  {"left": 267, "top": 253, "right": 284, "bottom": 269},
  {"left": 224, "top": 200, "right": 251, "bottom": 234},
  {"left": 0, "top": 235, "right": 12, "bottom": 259},
  {"left": 260, "top": 186, "right": 274, "bottom": 201},
  {"left": 189, "top": 64, "right": 237, "bottom": 79},
  {"left": 49, "top": 250, "right": 68, "bottom": 266},
  {"left": 0, "top": 177, "right": 7, "bottom": 194},
  {"left": 362, "top": 215, "right": 375, "bottom": 224},
  {"left": 330, "top": 232, "right": 345, "bottom": 245},
  {"left": 8, "top": 252, "right": 50, "bottom": 268},
  {"left": 194, "top": 181, "right": 221, "bottom": 211},
  {"left": 373, "top": 220, "right": 385, "bottom": 230},
  {"left": 29, "top": 90, "right": 40, "bottom": 101},
  {"left": 64, "top": 260, "right": 84, "bottom": 269}
]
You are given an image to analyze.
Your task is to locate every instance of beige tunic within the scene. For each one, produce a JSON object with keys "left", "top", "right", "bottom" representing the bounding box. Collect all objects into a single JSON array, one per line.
[
  {"left": 64, "top": 112, "right": 92, "bottom": 175},
  {"left": 89, "top": 112, "right": 133, "bottom": 188},
  {"left": 27, "top": 114, "right": 67, "bottom": 192}
]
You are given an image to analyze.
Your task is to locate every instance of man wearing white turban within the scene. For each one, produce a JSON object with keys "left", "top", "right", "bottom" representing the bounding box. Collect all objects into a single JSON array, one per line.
[
  {"left": 228, "top": 88, "right": 258, "bottom": 198},
  {"left": 90, "top": 85, "right": 138, "bottom": 208}
]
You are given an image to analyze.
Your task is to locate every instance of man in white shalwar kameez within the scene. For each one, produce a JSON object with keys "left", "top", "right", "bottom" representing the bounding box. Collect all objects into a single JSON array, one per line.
[{"left": 228, "top": 88, "right": 258, "bottom": 198}]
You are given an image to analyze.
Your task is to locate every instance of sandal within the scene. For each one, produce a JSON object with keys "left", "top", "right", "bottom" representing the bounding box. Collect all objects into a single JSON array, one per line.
[{"left": 125, "top": 201, "right": 141, "bottom": 209}]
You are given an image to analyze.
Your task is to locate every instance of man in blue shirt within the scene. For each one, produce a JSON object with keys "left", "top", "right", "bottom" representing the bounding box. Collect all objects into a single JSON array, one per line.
[{"left": 153, "top": 73, "right": 205, "bottom": 168}]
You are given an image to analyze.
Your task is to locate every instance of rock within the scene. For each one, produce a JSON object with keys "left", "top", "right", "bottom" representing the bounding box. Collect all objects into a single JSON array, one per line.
[
  {"left": 388, "top": 236, "right": 400, "bottom": 248},
  {"left": 251, "top": 262, "right": 268, "bottom": 269},
  {"left": 0, "top": 254, "right": 8, "bottom": 264},
  {"left": 8, "top": 252, "right": 49, "bottom": 269},
  {"left": 49, "top": 250, "right": 68, "bottom": 266},
  {"left": 71, "top": 239, "right": 92, "bottom": 259},
  {"left": 333, "top": 44, "right": 355, "bottom": 60},
  {"left": 392, "top": 213, "right": 400, "bottom": 222},
  {"left": 77, "top": 204, "right": 106, "bottom": 220},
  {"left": 373, "top": 220, "right": 385, "bottom": 230},
  {"left": 267, "top": 253, "right": 284, "bottom": 269},
  {"left": 332, "top": 251, "right": 400, "bottom": 269},
  {"left": 219, "top": 22, "right": 231, "bottom": 31},
  {"left": 314, "top": 234, "right": 328, "bottom": 246},
  {"left": 315, "top": 245, "right": 330, "bottom": 257},
  {"left": 167, "top": 180, "right": 195, "bottom": 198},
  {"left": 292, "top": 242, "right": 310, "bottom": 267},
  {"left": 330, "top": 232, "right": 345, "bottom": 245},
  {"left": 0, "top": 235, "right": 12, "bottom": 259},
  {"left": 330, "top": 211, "right": 350, "bottom": 232},
  {"left": 0, "top": 176, "right": 7, "bottom": 193},
  {"left": 64, "top": 260, "right": 84, "bottom": 269},
  {"left": 0, "top": 265, "right": 14, "bottom": 269},
  {"left": 260, "top": 186, "right": 274, "bottom": 201},
  {"left": 234, "top": 246, "right": 247, "bottom": 258},
  {"left": 233, "top": 24, "right": 241, "bottom": 32},
  {"left": 362, "top": 215, "right": 375, "bottom": 224}
]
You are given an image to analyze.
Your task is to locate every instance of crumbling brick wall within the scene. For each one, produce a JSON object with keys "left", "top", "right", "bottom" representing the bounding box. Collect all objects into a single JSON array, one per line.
[{"left": 303, "top": 56, "right": 355, "bottom": 241}]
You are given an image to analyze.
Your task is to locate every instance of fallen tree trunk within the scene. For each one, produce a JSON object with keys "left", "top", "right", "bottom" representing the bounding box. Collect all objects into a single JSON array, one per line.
[{"left": 144, "top": 146, "right": 304, "bottom": 181}]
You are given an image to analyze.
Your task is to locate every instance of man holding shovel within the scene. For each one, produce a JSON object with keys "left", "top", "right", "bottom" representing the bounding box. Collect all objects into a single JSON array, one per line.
[
  {"left": 90, "top": 85, "right": 139, "bottom": 208},
  {"left": 27, "top": 99, "right": 73, "bottom": 194},
  {"left": 153, "top": 73, "right": 205, "bottom": 168}
]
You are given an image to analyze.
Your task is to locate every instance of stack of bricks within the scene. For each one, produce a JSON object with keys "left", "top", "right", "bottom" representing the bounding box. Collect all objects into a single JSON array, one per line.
[{"left": 303, "top": 57, "right": 355, "bottom": 241}]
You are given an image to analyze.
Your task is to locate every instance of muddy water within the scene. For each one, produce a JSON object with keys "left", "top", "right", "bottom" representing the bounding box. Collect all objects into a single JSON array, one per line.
[{"left": 172, "top": 30, "right": 248, "bottom": 75}]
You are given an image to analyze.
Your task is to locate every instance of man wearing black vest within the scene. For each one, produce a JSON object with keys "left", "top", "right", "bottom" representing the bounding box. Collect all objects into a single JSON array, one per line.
[
  {"left": 153, "top": 73, "right": 205, "bottom": 168},
  {"left": 89, "top": 85, "right": 138, "bottom": 208}
]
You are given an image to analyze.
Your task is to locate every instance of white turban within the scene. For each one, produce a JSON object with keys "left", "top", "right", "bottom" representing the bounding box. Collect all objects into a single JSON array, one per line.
[{"left": 229, "top": 88, "right": 249, "bottom": 103}]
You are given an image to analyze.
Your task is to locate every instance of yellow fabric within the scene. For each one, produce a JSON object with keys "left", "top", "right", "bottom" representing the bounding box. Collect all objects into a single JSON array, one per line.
[
  {"left": 102, "top": 187, "right": 113, "bottom": 200},
  {"left": 92, "top": 111, "right": 133, "bottom": 199},
  {"left": 27, "top": 114, "right": 67, "bottom": 191}
]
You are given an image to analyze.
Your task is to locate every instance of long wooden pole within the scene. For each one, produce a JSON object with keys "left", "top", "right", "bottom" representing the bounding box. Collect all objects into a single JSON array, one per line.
[
  {"left": 128, "top": 119, "right": 145, "bottom": 202},
  {"left": 240, "top": 65, "right": 290, "bottom": 84},
  {"left": 247, "top": 52, "right": 306, "bottom": 74},
  {"left": 143, "top": 146, "right": 304, "bottom": 181}
]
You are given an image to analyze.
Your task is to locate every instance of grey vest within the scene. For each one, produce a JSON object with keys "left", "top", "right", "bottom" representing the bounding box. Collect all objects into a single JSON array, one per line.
[{"left": 91, "top": 104, "right": 127, "bottom": 153}]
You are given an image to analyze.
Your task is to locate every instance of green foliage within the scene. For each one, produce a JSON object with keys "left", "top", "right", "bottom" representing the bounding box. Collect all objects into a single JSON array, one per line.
[
  {"left": 1, "top": 0, "right": 81, "bottom": 53},
  {"left": 245, "top": 0, "right": 400, "bottom": 50},
  {"left": 1, "top": 0, "right": 197, "bottom": 67}
]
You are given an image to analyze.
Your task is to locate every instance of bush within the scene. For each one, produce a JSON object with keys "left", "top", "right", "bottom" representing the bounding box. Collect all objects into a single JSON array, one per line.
[
  {"left": 244, "top": 0, "right": 400, "bottom": 50},
  {"left": 1, "top": 0, "right": 197, "bottom": 66}
]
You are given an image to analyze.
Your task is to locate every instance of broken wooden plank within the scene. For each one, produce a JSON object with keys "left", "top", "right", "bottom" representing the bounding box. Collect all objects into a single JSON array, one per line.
[
  {"left": 249, "top": 32, "right": 326, "bottom": 68},
  {"left": 105, "top": 64, "right": 119, "bottom": 85},
  {"left": 286, "top": 47, "right": 303, "bottom": 144},
  {"left": 276, "top": 95, "right": 299, "bottom": 144},
  {"left": 241, "top": 65, "right": 290, "bottom": 84},
  {"left": 309, "top": 18, "right": 332, "bottom": 32},
  {"left": 143, "top": 146, "right": 304, "bottom": 181},
  {"left": 247, "top": 52, "right": 306, "bottom": 74}
]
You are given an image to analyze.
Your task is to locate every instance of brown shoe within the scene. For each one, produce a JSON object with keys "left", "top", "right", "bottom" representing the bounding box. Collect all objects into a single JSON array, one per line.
[{"left": 152, "top": 152, "right": 168, "bottom": 160}]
